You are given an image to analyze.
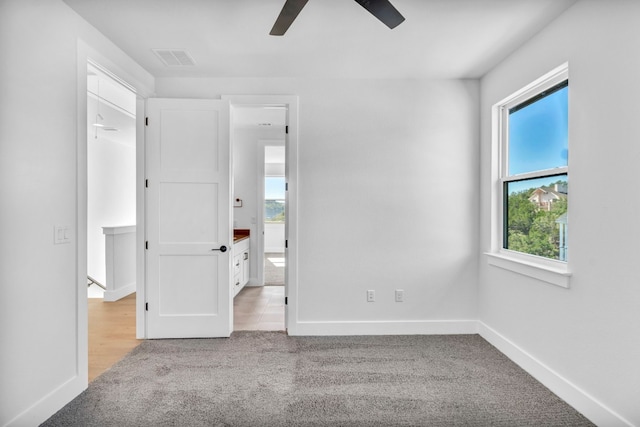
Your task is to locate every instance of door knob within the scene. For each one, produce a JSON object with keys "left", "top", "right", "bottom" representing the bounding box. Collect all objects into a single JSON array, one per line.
[{"left": 211, "top": 245, "right": 228, "bottom": 253}]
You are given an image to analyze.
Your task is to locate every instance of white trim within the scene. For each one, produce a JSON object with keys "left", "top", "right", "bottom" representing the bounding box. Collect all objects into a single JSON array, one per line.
[
  {"left": 290, "top": 320, "right": 479, "bottom": 336},
  {"left": 103, "top": 283, "right": 136, "bottom": 302},
  {"left": 486, "top": 251, "right": 571, "bottom": 288},
  {"left": 3, "top": 375, "right": 83, "bottom": 427},
  {"left": 76, "top": 40, "right": 90, "bottom": 390},
  {"left": 479, "top": 322, "right": 634, "bottom": 427},
  {"left": 498, "top": 62, "right": 569, "bottom": 111},
  {"left": 102, "top": 225, "right": 136, "bottom": 235},
  {"left": 135, "top": 97, "right": 147, "bottom": 339},
  {"left": 503, "top": 166, "right": 568, "bottom": 183},
  {"left": 265, "top": 247, "right": 286, "bottom": 253},
  {"left": 490, "top": 63, "right": 570, "bottom": 279}
]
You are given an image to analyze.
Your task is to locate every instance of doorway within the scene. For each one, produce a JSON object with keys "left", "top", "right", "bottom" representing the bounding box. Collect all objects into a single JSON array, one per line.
[
  {"left": 225, "top": 96, "right": 298, "bottom": 333},
  {"left": 141, "top": 94, "right": 299, "bottom": 337},
  {"left": 86, "top": 62, "right": 137, "bottom": 300},
  {"left": 86, "top": 61, "right": 139, "bottom": 379},
  {"left": 230, "top": 108, "right": 286, "bottom": 331}
]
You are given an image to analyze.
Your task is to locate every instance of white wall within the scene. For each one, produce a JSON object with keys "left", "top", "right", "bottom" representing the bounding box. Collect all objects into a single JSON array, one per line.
[
  {"left": 264, "top": 223, "right": 285, "bottom": 253},
  {"left": 157, "top": 77, "right": 480, "bottom": 334},
  {"left": 479, "top": 1, "right": 640, "bottom": 425},
  {"left": 87, "top": 126, "right": 136, "bottom": 288},
  {"left": 0, "top": 1, "right": 153, "bottom": 425}
]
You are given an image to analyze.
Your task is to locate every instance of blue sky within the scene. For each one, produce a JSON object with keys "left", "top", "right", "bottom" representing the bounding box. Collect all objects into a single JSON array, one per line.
[
  {"left": 509, "top": 85, "right": 568, "bottom": 176},
  {"left": 265, "top": 176, "right": 285, "bottom": 199}
]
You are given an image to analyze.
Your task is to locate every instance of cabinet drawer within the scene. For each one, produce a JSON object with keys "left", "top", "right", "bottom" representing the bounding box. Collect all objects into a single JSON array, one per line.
[{"left": 233, "top": 255, "right": 241, "bottom": 276}]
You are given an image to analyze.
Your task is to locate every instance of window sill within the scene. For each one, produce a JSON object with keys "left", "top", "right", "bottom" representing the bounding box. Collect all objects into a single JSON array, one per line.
[{"left": 485, "top": 251, "right": 571, "bottom": 289}]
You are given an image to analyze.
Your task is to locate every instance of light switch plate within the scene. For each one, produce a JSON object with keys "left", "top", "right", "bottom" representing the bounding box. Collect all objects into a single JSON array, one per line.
[{"left": 54, "top": 225, "right": 71, "bottom": 244}]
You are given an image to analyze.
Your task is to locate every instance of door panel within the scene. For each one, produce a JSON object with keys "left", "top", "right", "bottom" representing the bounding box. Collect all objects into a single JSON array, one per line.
[
  {"left": 159, "top": 183, "right": 219, "bottom": 243},
  {"left": 158, "top": 255, "right": 218, "bottom": 315},
  {"left": 146, "top": 98, "right": 231, "bottom": 338}
]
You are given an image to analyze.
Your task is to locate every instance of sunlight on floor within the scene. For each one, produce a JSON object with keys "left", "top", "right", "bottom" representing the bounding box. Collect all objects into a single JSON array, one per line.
[{"left": 267, "top": 256, "right": 285, "bottom": 267}]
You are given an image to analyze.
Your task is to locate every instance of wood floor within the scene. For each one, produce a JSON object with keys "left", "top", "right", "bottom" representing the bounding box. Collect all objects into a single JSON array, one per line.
[
  {"left": 88, "top": 293, "right": 139, "bottom": 382},
  {"left": 89, "top": 287, "right": 285, "bottom": 382}
]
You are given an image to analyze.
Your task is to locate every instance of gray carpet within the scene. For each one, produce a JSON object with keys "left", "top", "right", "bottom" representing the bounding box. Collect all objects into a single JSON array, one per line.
[{"left": 42, "top": 332, "right": 593, "bottom": 426}]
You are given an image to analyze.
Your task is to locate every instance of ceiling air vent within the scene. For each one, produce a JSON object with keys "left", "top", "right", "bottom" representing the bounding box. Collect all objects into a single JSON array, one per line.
[{"left": 152, "top": 49, "right": 196, "bottom": 67}]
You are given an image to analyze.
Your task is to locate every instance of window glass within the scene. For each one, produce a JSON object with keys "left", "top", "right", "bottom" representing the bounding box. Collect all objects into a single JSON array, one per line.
[
  {"left": 508, "top": 84, "right": 568, "bottom": 175},
  {"left": 265, "top": 177, "right": 285, "bottom": 223},
  {"left": 505, "top": 175, "right": 568, "bottom": 261}
]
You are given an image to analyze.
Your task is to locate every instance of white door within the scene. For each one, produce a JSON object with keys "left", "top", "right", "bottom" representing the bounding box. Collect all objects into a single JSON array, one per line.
[{"left": 146, "top": 98, "right": 232, "bottom": 338}]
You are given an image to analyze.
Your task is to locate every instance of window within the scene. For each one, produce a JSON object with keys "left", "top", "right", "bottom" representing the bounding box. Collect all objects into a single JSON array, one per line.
[
  {"left": 265, "top": 176, "right": 285, "bottom": 223},
  {"left": 488, "top": 64, "right": 570, "bottom": 287}
]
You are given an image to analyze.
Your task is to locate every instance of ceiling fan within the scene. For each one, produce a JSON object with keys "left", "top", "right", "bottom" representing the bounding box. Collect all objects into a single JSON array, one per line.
[{"left": 270, "top": 0, "right": 405, "bottom": 36}]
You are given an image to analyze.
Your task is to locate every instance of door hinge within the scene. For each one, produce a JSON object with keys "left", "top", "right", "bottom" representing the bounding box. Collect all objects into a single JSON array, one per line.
[
  {"left": 145, "top": 302, "right": 148, "bottom": 311},
  {"left": 285, "top": 125, "right": 289, "bottom": 134},
  {"left": 145, "top": 117, "right": 149, "bottom": 126},
  {"left": 145, "top": 179, "right": 148, "bottom": 188},
  {"left": 145, "top": 241, "right": 148, "bottom": 250},
  {"left": 285, "top": 297, "right": 288, "bottom": 305},
  {"left": 285, "top": 240, "right": 288, "bottom": 249},
  {"left": 285, "top": 182, "right": 288, "bottom": 191}
]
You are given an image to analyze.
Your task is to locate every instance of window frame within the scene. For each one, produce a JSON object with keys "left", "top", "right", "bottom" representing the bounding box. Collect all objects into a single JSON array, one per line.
[{"left": 487, "top": 63, "right": 571, "bottom": 288}]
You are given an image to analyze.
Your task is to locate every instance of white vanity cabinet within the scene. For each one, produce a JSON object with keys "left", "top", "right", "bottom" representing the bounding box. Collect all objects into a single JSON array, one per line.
[{"left": 233, "top": 237, "right": 250, "bottom": 297}]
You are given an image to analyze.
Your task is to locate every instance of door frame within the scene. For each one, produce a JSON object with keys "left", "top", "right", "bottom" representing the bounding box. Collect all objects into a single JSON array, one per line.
[
  {"left": 76, "top": 41, "right": 153, "bottom": 381},
  {"left": 223, "top": 95, "right": 299, "bottom": 334}
]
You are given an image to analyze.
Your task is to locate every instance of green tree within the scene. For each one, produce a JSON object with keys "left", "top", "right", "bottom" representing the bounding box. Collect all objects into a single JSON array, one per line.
[
  {"left": 265, "top": 199, "right": 285, "bottom": 222},
  {"left": 505, "top": 181, "right": 567, "bottom": 260},
  {"left": 270, "top": 211, "right": 285, "bottom": 222},
  {"left": 507, "top": 190, "right": 537, "bottom": 235}
]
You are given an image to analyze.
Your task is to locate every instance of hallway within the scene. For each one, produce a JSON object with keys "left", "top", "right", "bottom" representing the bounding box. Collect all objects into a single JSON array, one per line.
[
  {"left": 88, "top": 294, "right": 139, "bottom": 382},
  {"left": 233, "top": 286, "right": 285, "bottom": 331}
]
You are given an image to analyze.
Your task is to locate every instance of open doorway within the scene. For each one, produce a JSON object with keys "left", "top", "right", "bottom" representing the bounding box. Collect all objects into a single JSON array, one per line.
[
  {"left": 230, "top": 106, "right": 287, "bottom": 331},
  {"left": 86, "top": 61, "right": 139, "bottom": 380}
]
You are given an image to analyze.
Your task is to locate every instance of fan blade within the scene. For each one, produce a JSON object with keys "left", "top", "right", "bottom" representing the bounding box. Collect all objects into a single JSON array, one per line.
[
  {"left": 353, "top": 0, "right": 405, "bottom": 29},
  {"left": 270, "top": 0, "right": 310, "bottom": 36}
]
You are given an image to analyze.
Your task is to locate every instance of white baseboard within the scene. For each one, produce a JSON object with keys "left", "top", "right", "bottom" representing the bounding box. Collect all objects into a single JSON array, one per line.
[
  {"left": 103, "top": 282, "right": 135, "bottom": 302},
  {"left": 288, "top": 319, "right": 479, "bottom": 336},
  {"left": 478, "top": 322, "right": 633, "bottom": 427},
  {"left": 264, "top": 248, "right": 285, "bottom": 254},
  {"left": 5, "top": 375, "right": 85, "bottom": 427}
]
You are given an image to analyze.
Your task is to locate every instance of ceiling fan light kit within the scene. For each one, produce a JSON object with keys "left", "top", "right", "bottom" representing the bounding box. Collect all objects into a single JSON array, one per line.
[{"left": 270, "top": 0, "right": 405, "bottom": 36}]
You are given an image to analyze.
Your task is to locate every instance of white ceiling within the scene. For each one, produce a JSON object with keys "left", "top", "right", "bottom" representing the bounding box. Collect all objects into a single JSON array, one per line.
[{"left": 63, "top": 0, "right": 577, "bottom": 80}]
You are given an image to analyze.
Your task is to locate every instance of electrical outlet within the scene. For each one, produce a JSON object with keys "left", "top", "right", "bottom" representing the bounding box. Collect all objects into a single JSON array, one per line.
[
  {"left": 395, "top": 289, "right": 404, "bottom": 302},
  {"left": 367, "top": 290, "right": 375, "bottom": 302}
]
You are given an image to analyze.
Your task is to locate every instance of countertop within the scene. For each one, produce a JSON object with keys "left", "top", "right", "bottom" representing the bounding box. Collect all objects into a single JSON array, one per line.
[{"left": 233, "top": 229, "right": 250, "bottom": 243}]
